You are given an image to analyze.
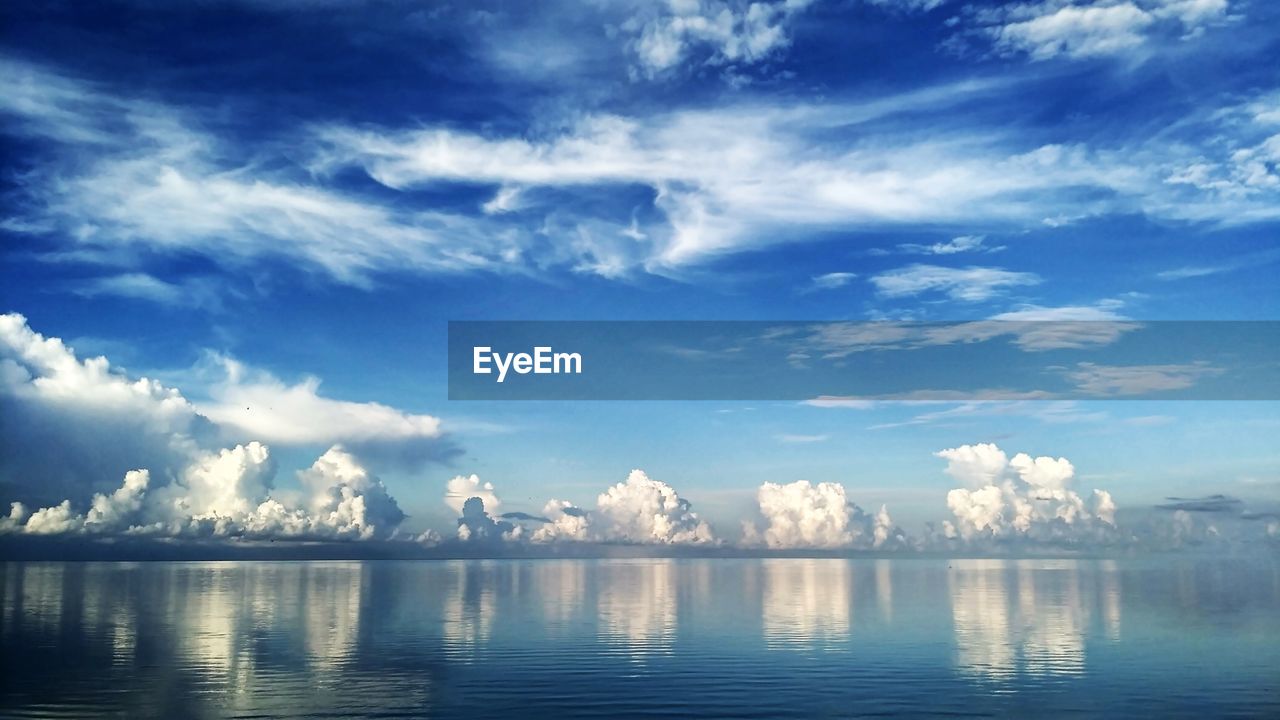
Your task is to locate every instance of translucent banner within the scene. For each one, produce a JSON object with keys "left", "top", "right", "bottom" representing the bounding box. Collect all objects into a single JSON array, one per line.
[{"left": 447, "top": 321, "right": 1280, "bottom": 401}]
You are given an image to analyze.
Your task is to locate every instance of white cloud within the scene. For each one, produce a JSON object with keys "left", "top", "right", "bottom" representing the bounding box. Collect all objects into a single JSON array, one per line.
[
  {"left": 595, "top": 469, "right": 716, "bottom": 544},
  {"left": 22, "top": 501, "right": 81, "bottom": 535},
  {"left": 150, "top": 442, "right": 278, "bottom": 526},
  {"left": 806, "top": 271, "right": 858, "bottom": 291},
  {"left": 869, "top": 264, "right": 1041, "bottom": 302},
  {"left": 0, "top": 60, "right": 527, "bottom": 287},
  {"left": 0, "top": 314, "right": 443, "bottom": 542},
  {"left": 865, "top": 399, "right": 1108, "bottom": 429},
  {"left": 993, "top": 2, "right": 1157, "bottom": 60},
  {"left": 297, "top": 446, "right": 406, "bottom": 540},
  {"left": 1156, "top": 248, "right": 1280, "bottom": 281},
  {"left": 867, "top": 0, "right": 948, "bottom": 10},
  {"left": 315, "top": 112, "right": 1156, "bottom": 272},
  {"left": 442, "top": 469, "right": 715, "bottom": 545},
  {"left": 68, "top": 273, "right": 223, "bottom": 310},
  {"left": 5, "top": 57, "right": 1278, "bottom": 284},
  {"left": 442, "top": 475, "right": 520, "bottom": 543},
  {"left": 531, "top": 500, "right": 592, "bottom": 542},
  {"left": 198, "top": 355, "right": 451, "bottom": 465},
  {"left": 746, "top": 479, "right": 905, "bottom": 548},
  {"left": 622, "top": 0, "right": 814, "bottom": 79},
  {"left": 978, "top": 1, "right": 1232, "bottom": 61},
  {"left": 775, "top": 299, "right": 1139, "bottom": 365},
  {"left": 5, "top": 442, "right": 409, "bottom": 540},
  {"left": 0, "top": 312, "right": 454, "bottom": 515},
  {"left": 935, "top": 442, "right": 1118, "bottom": 544},
  {"left": 897, "top": 235, "right": 1004, "bottom": 255},
  {"left": 776, "top": 433, "right": 830, "bottom": 443},
  {"left": 481, "top": 185, "right": 525, "bottom": 215},
  {"left": 1155, "top": 264, "right": 1226, "bottom": 280},
  {"left": 0, "top": 311, "right": 210, "bottom": 501},
  {"left": 444, "top": 474, "right": 502, "bottom": 516}
]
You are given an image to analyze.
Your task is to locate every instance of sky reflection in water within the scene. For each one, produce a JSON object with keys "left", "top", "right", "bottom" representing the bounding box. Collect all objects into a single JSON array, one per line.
[{"left": 1, "top": 558, "right": 1277, "bottom": 718}]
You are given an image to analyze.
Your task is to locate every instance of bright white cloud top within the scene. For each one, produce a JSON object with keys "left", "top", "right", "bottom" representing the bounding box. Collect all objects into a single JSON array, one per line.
[
  {"left": 745, "top": 480, "right": 904, "bottom": 549},
  {"left": 936, "top": 443, "right": 1118, "bottom": 544},
  {"left": 595, "top": 469, "right": 716, "bottom": 544},
  {"left": 10, "top": 442, "right": 405, "bottom": 540}
]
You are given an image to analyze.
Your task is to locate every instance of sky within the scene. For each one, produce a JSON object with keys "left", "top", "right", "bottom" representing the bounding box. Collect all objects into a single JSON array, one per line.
[{"left": 1, "top": 0, "right": 1278, "bottom": 554}]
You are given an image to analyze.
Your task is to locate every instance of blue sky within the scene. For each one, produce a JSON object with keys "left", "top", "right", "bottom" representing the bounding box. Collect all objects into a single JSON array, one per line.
[{"left": 1, "top": 0, "right": 1277, "bottom": 548}]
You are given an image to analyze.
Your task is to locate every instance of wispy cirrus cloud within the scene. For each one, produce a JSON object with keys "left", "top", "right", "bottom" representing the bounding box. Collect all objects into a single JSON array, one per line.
[
  {"left": 1156, "top": 247, "right": 1280, "bottom": 280},
  {"left": 896, "top": 235, "right": 1005, "bottom": 255},
  {"left": 869, "top": 264, "right": 1041, "bottom": 302},
  {"left": 0, "top": 59, "right": 537, "bottom": 287},
  {"left": 4, "top": 49, "right": 1279, "bottom": 290},
  {"left": 803, "top": 271, "right": 858, "bottom": 292},
  {"left": 775, "top": 433, "right": 830, "bottom": 443},
  {"left": 1065, "top": 361, "right": 1222, "bottom": 396},
  {"left": 67, "top": 273, "right": 225, "bottom": 311}
]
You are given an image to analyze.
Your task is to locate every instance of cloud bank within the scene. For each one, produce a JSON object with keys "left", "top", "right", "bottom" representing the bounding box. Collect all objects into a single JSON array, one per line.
[
  {"left": 3, "top": 314, "right": 1272, "bottom": 554},
  {"left": 0, "top": 312, "right": 454, "bottom": 541},
  {"left": 7, "top": 442, "right": 405, "bottom": 540}
]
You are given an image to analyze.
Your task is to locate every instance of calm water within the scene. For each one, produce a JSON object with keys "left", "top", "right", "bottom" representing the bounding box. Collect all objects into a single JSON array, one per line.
[{"left": 1, "top": 558, "right": 1277, "bottom": 718}]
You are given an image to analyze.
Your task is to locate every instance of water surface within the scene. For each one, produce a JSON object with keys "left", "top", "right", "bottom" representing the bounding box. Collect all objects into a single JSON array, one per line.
[{"left": 1, "top": 558, "right": 1277, "bottom": 718}]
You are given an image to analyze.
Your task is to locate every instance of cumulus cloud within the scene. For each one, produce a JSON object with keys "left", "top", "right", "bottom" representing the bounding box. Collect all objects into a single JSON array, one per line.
[
  {"left": 0, "top": 313, "right": 439, "bottom": 543},
  {"left": 595, "top": 469, "right": 716, "bottom": 544},
  {"left": 935, "top": 443, "right": 1118, "bottom": 545},
  {"left": 2, "top": 443, "right": 408, "bottom": 540},
  {"left": 445, "top": 470, "right": 713, "bottom": 545},
  {"left": 531, "top": 500, "right": 592, "bottom": 542},
  {"left": 0, "top": 312, "right": 212, "bottom": 503},
  {"left": 745, "top": 480, "right": 905, "bottom": 549},
  {"left": 297, "top": 446, "right": 407, "bottom": 540},
  {"left": 0, "top": 313, "right": 454, "bottom": 520},
  {"left": 441, "top": 474, "right": 520, "bottom": 542},
  {"left": 456, "top": 496, "right": 521, "bottom": 543},
  {"left": 444, "top": 474, "right": 502, "bottom": 516}
]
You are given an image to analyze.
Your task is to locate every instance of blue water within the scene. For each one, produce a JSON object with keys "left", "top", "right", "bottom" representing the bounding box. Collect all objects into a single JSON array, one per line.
[{"left": 1, "top": 558, "right": 1277, "bottom": 718}]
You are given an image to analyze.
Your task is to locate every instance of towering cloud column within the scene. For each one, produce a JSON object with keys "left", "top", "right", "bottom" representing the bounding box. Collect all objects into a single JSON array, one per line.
[
  {"left": 746, "top": 480, "right": 904, "bottom": 549},
  {"left": 937, "top": 443, "right": 1117, "bottom": 545}
]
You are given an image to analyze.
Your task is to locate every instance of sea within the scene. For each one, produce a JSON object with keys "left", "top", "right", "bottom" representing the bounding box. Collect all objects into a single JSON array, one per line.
[{"left": 1, "top": 557, "right": 1277, "bottom": 718}]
